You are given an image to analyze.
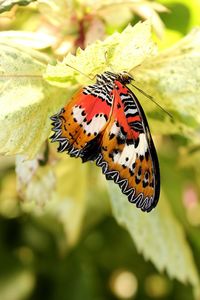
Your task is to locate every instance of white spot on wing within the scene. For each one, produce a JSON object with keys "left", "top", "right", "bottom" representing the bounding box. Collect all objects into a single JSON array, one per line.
[
  {"left": 118, "top": 144, "right": 136, "bottom": 167},
  {"left": 83, "top": 115, "right": 107, "bottom": 135},
  {"left": 110, "top": 121, "right": 120, "bottom": 135},
  {"left": 115, "top": 133, "right": 148, "bottom": 168},
  {"left": 136, "top": 133, "right": 148, "bottom": 156},
  {"left": 72, "top": 106, "right": 85, "bottom": 123},
  {"left": 113, "top": 152, "right": 121, "bottom": 163},
  {"left": 72, "top": 106, "right": 108, "bottom": 135}
]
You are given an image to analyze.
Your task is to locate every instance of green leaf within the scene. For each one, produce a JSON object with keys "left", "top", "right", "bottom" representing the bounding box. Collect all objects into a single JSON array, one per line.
[
  {"left": 44, "top": 20, "right": 157, "bottom": 87},
  {"left": 0, "top": 42, "right": 68, "bottom": 158},
  {"left": 0, "top": 0, "right": 35, "bottom": 13},
  {"left": 133, "top": 27, "right": 200, "bottom": 140},
  {"left": 108, "top": 182, "right": 200, "bottom": 295}
]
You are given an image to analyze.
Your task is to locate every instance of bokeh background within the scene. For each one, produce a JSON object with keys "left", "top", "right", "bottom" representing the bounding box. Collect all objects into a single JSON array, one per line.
[{"left": 0, "top": 0, "right": 200, "bottom": 300}]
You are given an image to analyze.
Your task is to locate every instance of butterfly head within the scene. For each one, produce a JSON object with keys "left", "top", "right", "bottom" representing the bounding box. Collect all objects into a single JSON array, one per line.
[
  {"left": 97, "top": 71, "right": 133, "bottom": 85},
  {"left": 117, "top": 71, "right": 133, "bottom": 85}
]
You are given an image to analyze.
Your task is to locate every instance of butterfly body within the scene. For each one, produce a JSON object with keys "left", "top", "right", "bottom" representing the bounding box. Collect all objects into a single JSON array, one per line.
[{"left": 51, "top": 71, "right": 160, "bottom": 212}]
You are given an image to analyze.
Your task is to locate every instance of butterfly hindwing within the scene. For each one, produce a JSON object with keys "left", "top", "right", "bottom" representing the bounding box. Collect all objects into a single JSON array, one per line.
[{"left": 97, "top": 80, "right": 160, "bottom": 212}]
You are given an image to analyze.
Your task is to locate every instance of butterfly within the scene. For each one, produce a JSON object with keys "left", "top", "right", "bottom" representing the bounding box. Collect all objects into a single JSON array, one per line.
[{"left": 50, "top": 71, "right": 160, "bottom": 212}]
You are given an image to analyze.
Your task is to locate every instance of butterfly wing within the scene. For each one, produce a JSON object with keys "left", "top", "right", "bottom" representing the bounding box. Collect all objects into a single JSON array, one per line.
[
  {"left": 51, "top": 87, "right": 112, "bottom": 161},
  {"left": 96, "top": 81, "right": 160, "bottom": 212}
]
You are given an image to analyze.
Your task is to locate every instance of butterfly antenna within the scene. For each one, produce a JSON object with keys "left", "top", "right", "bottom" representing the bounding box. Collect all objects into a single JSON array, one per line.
[
  {"left": 65, "top": 63, "right": 94, "bottom": 81},
  {"left": 130, "top": 82, "right": 173, "bottom": 119}
]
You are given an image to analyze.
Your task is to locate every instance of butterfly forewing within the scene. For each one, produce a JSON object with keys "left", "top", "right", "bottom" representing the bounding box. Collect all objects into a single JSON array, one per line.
[
  {"left": 51, "top": 87, "right": 112, "bottom": 160},
  {"left": 51, "top": 71, "right": 160, "bottom": 212}
]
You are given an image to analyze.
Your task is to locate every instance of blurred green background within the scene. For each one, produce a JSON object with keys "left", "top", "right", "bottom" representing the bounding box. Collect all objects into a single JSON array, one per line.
[{"left": 0, "top": 0, "right": 200, "bottom": 300}]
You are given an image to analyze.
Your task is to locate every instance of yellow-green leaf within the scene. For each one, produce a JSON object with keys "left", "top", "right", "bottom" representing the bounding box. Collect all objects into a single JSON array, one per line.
[
  {"left": 44, "top": 20, "right": 157, "bottom": 87},
  {"left": 108, "top": 182, "right": 200, "bottom": 294},
  {"left": 16, "top": 154, "right": 56, "bottom": 206},
  {"left": 18, "top": 153, "right": 88, "bottom": 246},
  {"left": 133, "top": 27, "right": 200, "bottom": 136},
  {"left": 51, "top": 155, "right": 88, "bottom": 245},
  {"left": 0, "top": 42, "right": 68, "bottom": 158},
  {"left": 0, "top": 31, "right": 55, "bottom": 49}
]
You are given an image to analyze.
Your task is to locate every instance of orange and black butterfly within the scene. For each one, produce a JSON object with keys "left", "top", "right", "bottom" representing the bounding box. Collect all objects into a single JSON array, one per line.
[{"left": 50, "top": 71, "right": 160, "bottom": 212}]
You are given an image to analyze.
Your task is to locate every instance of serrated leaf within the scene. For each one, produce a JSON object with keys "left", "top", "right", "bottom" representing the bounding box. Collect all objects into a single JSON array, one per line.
[
  {"left": 108, "top": 182, "right": 200, "bottom": 293},
  {"left": 0, "top": 0, "right": 35, "bottom": 13},
  {"left": 0, "top": 42, "right": 68, "bottom": 158},
  {"left": 133, "top": 27, "right": 200, "bottom": 136},
  {"left": 44, "top": 20, "right": 157, "bottom": 87}
]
